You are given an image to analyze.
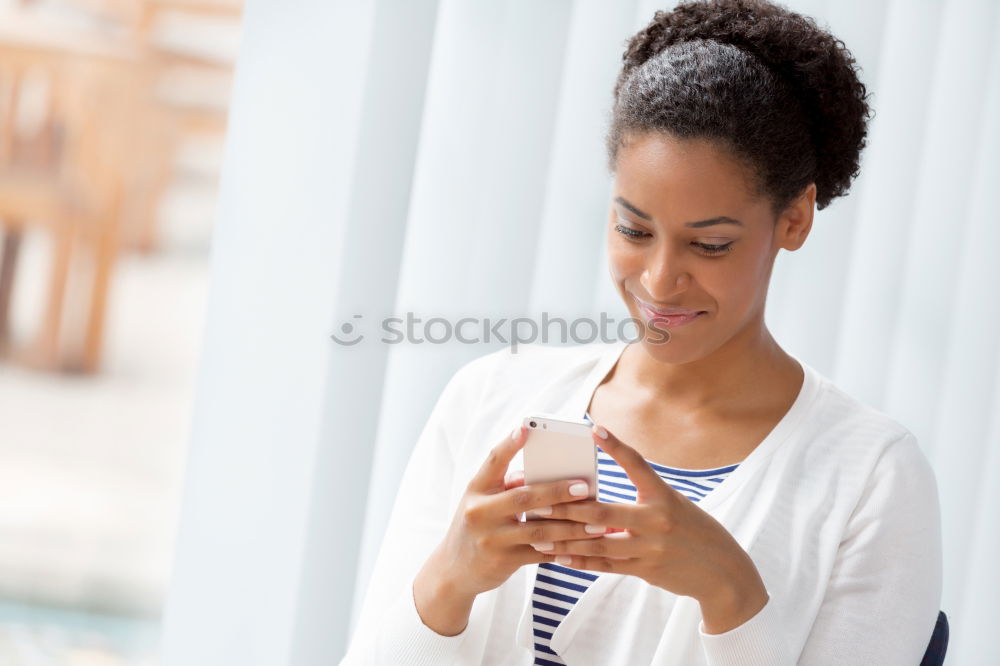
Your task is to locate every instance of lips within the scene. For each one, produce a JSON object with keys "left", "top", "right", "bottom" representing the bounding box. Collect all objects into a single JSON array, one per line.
[
  {"left": 631, "top": 294, "right": 705, "bottom": 317},
  {"left": 630, "top": 294, "right": 707, "bottom": 331}
]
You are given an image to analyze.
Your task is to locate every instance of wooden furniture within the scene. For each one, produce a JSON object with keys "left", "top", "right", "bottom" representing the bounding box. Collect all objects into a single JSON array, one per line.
[
  {"left": 116, "top": 0, "right": 242, "bottom": 253},
  {"left": 0, "top": 2, "right": 241, "bottom": 374},
  {"left": 15, "top": 0, "right": 243, "bottom": 253},
  {"left": 0, "top": 17, "right": 141, "bottom": 373}
]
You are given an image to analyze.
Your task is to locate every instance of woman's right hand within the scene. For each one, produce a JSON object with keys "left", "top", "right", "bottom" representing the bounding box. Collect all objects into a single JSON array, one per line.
[{"left": 425, "top": 424, "right": 608, "bottom": 600}]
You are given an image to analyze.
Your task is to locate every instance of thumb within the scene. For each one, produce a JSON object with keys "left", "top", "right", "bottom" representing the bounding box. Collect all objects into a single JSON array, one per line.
[
  {"left": 504, "top": 468, "right": 525, "bottom": 490},
  {"left": 468, "top": 424, "right": 526, "bottom": 493}
]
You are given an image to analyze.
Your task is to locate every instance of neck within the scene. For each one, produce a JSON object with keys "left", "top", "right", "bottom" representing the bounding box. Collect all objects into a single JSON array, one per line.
[{"left": 624, "top": 316, "right": 795, "bottom": 413}]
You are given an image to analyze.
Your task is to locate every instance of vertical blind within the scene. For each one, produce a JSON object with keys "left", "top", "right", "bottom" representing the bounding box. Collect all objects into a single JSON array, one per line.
[{"left": 161, "top": 1, "right": 1000, "bottom": 664}]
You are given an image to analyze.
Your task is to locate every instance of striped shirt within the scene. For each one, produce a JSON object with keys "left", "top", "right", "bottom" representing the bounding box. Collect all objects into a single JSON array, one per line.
[{"left": 531, "top": 412, "right": 740, "bottom": 666}]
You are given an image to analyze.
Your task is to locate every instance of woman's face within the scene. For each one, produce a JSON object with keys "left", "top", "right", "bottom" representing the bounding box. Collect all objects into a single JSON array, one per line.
[{"left": 608, "top": 132, "right": 813, "bottom": 365}]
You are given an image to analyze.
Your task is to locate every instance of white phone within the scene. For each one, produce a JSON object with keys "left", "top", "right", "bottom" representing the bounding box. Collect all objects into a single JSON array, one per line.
[{"left": 521, "top": 413, "right": 598, "bottom": 521}]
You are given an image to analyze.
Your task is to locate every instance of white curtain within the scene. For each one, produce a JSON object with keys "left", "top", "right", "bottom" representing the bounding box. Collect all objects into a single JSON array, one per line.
[{"left": 161, "top": 1, "right": 1000, "bottom": 664}]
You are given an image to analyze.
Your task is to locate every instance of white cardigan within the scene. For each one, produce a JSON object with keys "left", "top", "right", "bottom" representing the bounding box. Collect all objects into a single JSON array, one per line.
[{"left": 340, "top": 340, "right": 942, "bottom": 665}]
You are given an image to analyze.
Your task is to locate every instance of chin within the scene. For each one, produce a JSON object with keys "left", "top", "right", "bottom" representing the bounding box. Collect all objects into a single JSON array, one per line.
[
  {"left": 635, "top": 335, "right": 704, "bottom": 365},
  {"left": 626, "top": 305, "right": 715, "bottom": 361}
]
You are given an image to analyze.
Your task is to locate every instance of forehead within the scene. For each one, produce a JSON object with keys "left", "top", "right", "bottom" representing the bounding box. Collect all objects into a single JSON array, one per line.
[{"left": 613, "top": 133, "right": 760, "bottom": 219}]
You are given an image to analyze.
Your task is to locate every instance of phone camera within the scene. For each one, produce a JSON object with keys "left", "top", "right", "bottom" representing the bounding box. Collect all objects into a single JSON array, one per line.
[{"left": 529, "top": 421, "right": 537, "bottom": 428}]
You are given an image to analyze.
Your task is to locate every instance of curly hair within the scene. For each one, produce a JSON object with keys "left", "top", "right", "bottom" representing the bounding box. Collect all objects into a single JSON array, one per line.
[{"left": 605, "top": 0, "right": 872, "bottom": 213}]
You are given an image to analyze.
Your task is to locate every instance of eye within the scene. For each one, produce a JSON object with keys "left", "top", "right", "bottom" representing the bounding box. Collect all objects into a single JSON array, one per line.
[
  {"left": 614, "top": 223, "right": 650, "bottom": 241},
  {"left": 615, "top": 222, "right": 735, "bottom": 256},
  {"left": 692, "top": 241, "right": 734, "bottom": 256}
]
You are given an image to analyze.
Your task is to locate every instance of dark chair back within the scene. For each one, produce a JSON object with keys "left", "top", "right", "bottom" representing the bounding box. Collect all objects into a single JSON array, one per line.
[{"left": 919, "top": 610, "right": 949, "bottom": 666}]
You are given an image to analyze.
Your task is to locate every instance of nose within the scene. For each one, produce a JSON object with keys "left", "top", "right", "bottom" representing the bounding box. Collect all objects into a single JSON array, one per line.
[{"left": 639, "top": 248, "right": 692, "bottom": 300}]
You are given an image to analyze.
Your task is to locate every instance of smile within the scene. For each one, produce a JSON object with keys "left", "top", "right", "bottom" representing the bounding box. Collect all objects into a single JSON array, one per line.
[{"left": 632, "top": 295, "right": 706, "bottom": 329}]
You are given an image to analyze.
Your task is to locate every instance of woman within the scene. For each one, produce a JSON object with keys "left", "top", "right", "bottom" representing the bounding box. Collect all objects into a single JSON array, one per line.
[{"left": 342, "top": 1, "right": 943, "bottom": 664}]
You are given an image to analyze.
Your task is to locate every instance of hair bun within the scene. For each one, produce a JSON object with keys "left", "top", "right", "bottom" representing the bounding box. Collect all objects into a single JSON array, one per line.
[{"left": 613, "top": 0, "right": 872, "bottom": 209}]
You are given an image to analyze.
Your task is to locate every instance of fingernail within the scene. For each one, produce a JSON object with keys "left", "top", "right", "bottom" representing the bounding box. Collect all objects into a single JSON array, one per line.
[
  {"left": 511, "top": 426, "right": 521, "bottom": 441},
  {"left": 555, "top": 555, "right": 572, "bottom": 566},
  {"left": 531, "top": 542, "right": 554, "bottom": 551},
  {"left": 569, "top": 482, "right": 588, "bottom": 497},
  {"left": 534, "top": 506, "right": 552, "bottom": 516},
  {"left": 585, "top": 524, "right": 606, "bottom": 534},
  {"left": 593, "top": 425, "right": 609, "bottom": 440}
]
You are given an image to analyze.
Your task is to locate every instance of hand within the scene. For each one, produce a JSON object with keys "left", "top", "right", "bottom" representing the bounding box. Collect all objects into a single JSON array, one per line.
[
  {"left": 430, "top": 424, "right": 609, "bottom": 599},
  {"left": 533, "top": 423, "right": 769, "bottom": 632}
]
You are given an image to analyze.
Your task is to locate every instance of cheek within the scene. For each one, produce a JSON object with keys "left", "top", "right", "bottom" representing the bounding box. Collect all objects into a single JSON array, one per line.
[
  {"left": 606, "top": 243, "right": 636, "bottom": 283},
  {"left": 706, "top": 250, "right": 770, "bottom": 311}
]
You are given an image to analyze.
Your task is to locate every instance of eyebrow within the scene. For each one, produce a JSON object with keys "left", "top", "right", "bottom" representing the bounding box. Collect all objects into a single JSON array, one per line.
[{"left": 614, "top": 196, "right": 745, "bottom": 228}]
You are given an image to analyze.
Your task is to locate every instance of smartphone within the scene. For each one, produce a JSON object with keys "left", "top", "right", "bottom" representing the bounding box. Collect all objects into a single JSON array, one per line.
[{"left": 521, "top": 413, "right": 597, "bottom": 521}]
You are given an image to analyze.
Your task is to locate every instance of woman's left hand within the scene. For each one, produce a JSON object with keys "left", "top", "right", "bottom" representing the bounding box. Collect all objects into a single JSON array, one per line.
[{"left": 533, "top": 423, "right": 770, "bottom": 633}]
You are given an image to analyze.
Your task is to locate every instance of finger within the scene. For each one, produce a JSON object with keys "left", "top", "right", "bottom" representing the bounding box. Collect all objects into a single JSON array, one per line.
[
  {"left": 493, "top": 517, "right": 611, "bottom": 549},
  {"left": 539, "top": 530, "right": 637, "bottom": 558},
  {"left": 469, "top": 424, "right": 526, "bottom": 492},
  {"left": 547, "top": 498, "right": 648, "bottom": 531},
  {"left": 592, "top": 424, "right": 670, "bottom": 500},
  {"left": 504, "top": 469, "right": 525, "bottom": 490},
  {"left": 549, "top": 549, "right": 640, "bottom": 574},
  {"left": 510, "top": 544, "right": 560, "bottom": 569},
  {"left": 494, "top": 477, "right": 593, "bottom": 518}
]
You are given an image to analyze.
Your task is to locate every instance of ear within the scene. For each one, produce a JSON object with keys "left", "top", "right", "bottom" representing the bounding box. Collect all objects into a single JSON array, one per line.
[{"left": 776, "top": 183, "right": 816, "bottom": 252}]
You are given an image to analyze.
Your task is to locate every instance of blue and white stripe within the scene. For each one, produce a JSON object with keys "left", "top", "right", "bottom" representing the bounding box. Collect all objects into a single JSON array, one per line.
[{"left": 531, "top": 412, "right": 739, "bottom": 666}]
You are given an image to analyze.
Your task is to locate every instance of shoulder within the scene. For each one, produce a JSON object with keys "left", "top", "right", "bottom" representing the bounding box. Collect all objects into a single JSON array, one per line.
[
  {"left": 812, "top": 369, "right": 912, "bottom": 442},
  {"left": 799, "top": 362, "right": 934, "bottom": 490},
  {"left": 764, "top": 363, "right": 940, "bottom": 574},
  {"left": 794, "top": 358, "right": 910, "bottom": 445}
]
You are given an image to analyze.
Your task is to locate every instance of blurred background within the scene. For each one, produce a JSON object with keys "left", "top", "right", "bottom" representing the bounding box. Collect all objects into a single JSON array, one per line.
[
  {"left": 0, "top": 0, "right": 240, "bottom": 664},
  {"left": 3, "top": 1, "right": 1000, "bottom": 665}
]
